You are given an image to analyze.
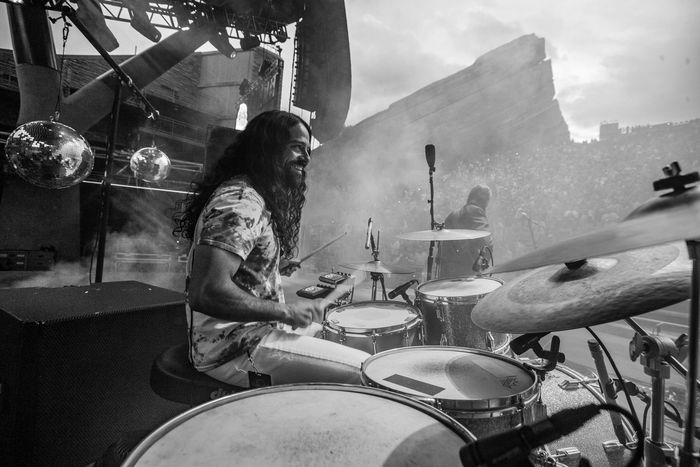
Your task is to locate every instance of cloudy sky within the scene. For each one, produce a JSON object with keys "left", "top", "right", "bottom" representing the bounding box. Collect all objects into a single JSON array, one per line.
[{"left": 1, "top": 0, "right": 698, "bottom": 141}]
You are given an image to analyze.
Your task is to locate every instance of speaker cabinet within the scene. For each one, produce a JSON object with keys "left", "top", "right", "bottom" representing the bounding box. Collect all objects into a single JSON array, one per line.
[{"left": 0, "top": 281, "right": 190, "bottom": 467}]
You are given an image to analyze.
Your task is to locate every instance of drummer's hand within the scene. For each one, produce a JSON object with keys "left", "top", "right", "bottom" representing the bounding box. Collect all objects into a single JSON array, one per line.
[
  {"left": 280, "top": 259, "right": 301, "bottom": 276},
  {"left": 282, "top": 300, "right": 328, "bottom": 329}
]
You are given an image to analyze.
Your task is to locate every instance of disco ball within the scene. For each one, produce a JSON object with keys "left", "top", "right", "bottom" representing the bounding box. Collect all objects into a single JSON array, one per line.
[
  {"left": 130, "top": 147, "right": 171, "bottom": 182},
  {"left": 4, "top": 120, "right": 95, "bottom": 189}
]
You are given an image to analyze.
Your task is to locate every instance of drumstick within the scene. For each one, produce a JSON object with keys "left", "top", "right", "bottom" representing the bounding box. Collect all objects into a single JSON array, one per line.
[{"left": 296, "top": 232, "right": 347, "bottom": 264}]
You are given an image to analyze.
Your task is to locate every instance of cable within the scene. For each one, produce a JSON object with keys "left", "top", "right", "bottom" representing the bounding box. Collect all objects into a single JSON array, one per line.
[
  {"left": 599, "top": 403, "right": 645, "bottom": 467},
  {"left": 586, "top": 327, "right": 641, "bottom": 425}
]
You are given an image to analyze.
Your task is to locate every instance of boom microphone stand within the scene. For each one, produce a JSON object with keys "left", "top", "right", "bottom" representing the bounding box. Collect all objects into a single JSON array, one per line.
[
  {"left": 425, "top": 144, "right": 438, "bottom": 280},
  {"left": 61, "top": 5, "right": 160, "bottom": 282}
]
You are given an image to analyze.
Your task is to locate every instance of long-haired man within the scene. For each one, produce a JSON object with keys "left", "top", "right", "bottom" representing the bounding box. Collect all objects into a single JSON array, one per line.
[{"left": 173, "top": 110, "right": 368, "bottom": 387}]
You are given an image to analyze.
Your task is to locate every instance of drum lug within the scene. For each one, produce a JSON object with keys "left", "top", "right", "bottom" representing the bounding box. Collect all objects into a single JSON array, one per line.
[
  {"left": 339, "top": 328, "right": 346, "bottom": 345},
  {"left": 486, "top": 332, "right": 495, "bottom": 352},
  {"left": 437, "top": 301, "right": 448, "bottom": 346},
  {"left": 402, "top": 324, "right": 409, "bottom": 347},
  {"left": 321, "top": 322, "right": 327, "bottom": 340},
  {"left": 371, "top": 330, "right": 378, "bottom": 354}
]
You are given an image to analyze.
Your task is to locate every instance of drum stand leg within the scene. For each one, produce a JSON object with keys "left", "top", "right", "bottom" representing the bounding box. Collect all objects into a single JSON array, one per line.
[{"left": 370, "top": 272, "right": 387, "bottom": 301}]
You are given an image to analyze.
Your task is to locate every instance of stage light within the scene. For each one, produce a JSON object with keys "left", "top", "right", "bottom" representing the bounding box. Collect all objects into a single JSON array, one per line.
[
  {"left": 130, "top": 10, "right": 162, "bottom": 42},
  {"left": 74, "top": 0, "right": 119, "bottom": 51},
  {"left": 209, "top": 28, "right": 236, "bottom": 58},
  {"left": 4, "top": 120, "right": 95, "bottom": 189},
  {"left": 130, "top": 147, "right": 171, "bottom": 182},
  {"left": 240, "top": 34, "right": 261, "bottom": 51},
  {"left": 123, "top": 0, "right": 161, "bottom": 42}
]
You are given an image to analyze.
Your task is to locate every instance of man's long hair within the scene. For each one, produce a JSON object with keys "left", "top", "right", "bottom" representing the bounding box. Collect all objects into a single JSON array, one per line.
[{"left": 173, "top": 110, "right": 311, "bottom": 260}]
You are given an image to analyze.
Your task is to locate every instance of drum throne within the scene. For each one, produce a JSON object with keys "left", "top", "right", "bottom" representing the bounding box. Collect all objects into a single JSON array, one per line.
[{"left": 150, "top": 343, "right": 246, "bottom": 405}]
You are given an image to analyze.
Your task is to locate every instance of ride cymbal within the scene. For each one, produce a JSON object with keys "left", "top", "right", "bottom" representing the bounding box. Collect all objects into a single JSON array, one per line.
[
  {"left": 339, "top": 260, "right": 414, "bottom": 274},
  {"left": 396, "top": 229, "right": 491, "bottom": 241},
  {"left": 472, "top": 243, "right": 691, "bottom": 333},
  {"left": 491, "top": 186, "right": 700, "bottom": 274}
]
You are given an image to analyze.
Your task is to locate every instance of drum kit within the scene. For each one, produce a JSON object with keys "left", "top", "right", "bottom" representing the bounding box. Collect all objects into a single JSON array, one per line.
[{"left": 124, "top": 162, "right": 699, "bottom": 466}]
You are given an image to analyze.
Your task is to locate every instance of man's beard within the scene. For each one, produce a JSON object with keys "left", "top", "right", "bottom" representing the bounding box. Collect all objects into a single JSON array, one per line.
[{"left": 284, "top": 161, "right": 307, "bottom": 189}]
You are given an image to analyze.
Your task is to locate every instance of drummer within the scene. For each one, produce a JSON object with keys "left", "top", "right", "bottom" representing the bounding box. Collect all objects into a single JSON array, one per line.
[
  {"left": 437, "top": 184, "right": 494, "bottom": 278},
  {"left": 173, "top": 110, "right": 370, "bottom": 388}
]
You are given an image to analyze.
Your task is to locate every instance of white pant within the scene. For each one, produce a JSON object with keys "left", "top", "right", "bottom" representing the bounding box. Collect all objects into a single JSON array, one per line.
[{"left": 205, "top": 323, "right": 371, "bottom": 387}]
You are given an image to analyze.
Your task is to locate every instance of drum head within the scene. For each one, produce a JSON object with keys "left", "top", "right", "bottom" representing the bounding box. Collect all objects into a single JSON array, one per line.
[
  {"left": 123, "top": 384, "right": 474, "bottom": 467},
  {"left": 325, "top": 301, "right": 419, "bottom": 334},
  {"left": 362, "top": 347, "right": 537, "bottom": 409},
  {"left": 417, "top": 277, "right": 502, "bottom": 300}
]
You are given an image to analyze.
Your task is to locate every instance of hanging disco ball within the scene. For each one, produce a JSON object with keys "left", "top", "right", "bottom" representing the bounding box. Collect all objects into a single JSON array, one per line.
[
  {"left": 4, "top": 120, "right": 95, "bottom": 189},
  {"left": 130, "top": 146, "right": 171, "bottom": 182}
]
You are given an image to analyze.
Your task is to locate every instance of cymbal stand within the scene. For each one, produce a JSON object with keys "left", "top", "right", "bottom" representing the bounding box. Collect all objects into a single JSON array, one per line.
[
  {"left": 648, "top": 162, "right": 700, "bottom": 466},
  {"left": 628, "top": 325, "right": 689, "bottom": 467},
  {"left": 680, "top": 239, "right": 699, "bottom": 467},
  {"left": 367, "top": 229, "right": 387, "bottom": 301}
]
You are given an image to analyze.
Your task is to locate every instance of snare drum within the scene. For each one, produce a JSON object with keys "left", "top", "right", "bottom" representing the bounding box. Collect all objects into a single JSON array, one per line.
[
  {"left": 361, "top": 346, "right": 539, "bottom": 438},
  {"left": 122, "top": 384, "right": 476, "bottom": 467},
  {"left": 322, "top": 301, "right": 422, "bottom": 354},
  {"left": 415, "top": 277, "right": 510, "bottom": 353}
]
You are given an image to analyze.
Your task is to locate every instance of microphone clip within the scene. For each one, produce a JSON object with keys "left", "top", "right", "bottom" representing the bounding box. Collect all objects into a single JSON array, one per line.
[{"left": 511, "top": 333, "right": 566, "bottom": 373}]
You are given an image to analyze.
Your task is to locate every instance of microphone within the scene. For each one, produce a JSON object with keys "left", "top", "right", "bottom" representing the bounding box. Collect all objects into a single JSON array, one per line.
[
  {"left": 388, "top": 279, "right": 418, "bottom": 299},
  {"left": 425, "top": 144, "right": 436, "bottom": 172},
  {"left": 460, "top": 404, "right": 601, "bottom": 467},
  {"left": 587, "top": 340, "right": 628, "bottom": 445},
  {"left": 365, "top": 218, "right": 373, "bottom": 250}
]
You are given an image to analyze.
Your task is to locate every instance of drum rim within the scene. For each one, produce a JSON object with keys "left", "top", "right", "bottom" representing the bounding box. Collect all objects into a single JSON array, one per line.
[
  {"left": 361, "top": 346, "right": 539, "bottom": 411},
  {"left": 121, "top": 383, "right": 477, "bottom": 466},
  {"left": 324, "top": 300, "right": 421, "bottom": 334},
  {"left": 415, "top": 276, "right": 503, "bottom": 301}
]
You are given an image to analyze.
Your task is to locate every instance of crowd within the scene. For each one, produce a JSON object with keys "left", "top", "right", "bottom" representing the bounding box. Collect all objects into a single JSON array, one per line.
[{"left": 301, "top": 119, "right": 700, "bottom": 273}]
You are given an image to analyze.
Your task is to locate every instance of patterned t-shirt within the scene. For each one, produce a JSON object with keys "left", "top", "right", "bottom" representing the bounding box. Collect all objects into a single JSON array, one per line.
[{"left": 186, "top": 175, "right": 284, "bottom": 371}]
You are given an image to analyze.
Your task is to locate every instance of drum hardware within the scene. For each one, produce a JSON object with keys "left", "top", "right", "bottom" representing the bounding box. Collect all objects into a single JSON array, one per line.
[
  {"left": 510, "top": 332, "right": 566, "bottom": 373},
  {"left": 387, "top": 279, "right": 419, "bottom": 305},
  {"left": 479, "top": 162, "right": 700, "bottom": 466},
  {"left": 628, "top": 319, "right": 690, "bottom": 467},
  {"left": 340, "top": 219, "right": 415, "bottom": 300}
]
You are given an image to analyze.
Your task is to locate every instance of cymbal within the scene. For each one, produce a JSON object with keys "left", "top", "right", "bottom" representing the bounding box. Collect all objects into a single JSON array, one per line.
[
  {"left": 472, "top": 243, "right": 691, "bottom": 333},
  {"left": 396, "top": 229, "right": 490, "bottom": 241},
  {"left": 491, "top": 185, "right": 700, "bottom": 273},
  {"left": 338, "top": 260, "right": 414, "bottom": 274}
]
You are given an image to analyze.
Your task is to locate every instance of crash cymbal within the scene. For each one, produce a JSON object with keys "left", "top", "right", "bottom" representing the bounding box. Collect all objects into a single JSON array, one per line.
[
  {"left": 396, "top": 229, "right": 491, "bottom": 241},
  {"left": 472, "top": 242, "right": 691, "bottom": 333},
  {"left": 338, "top": 260, "right": 414, "bottom": 274},
  {"left": 491, "top": 185, "right": 700, "bottom": 273}
]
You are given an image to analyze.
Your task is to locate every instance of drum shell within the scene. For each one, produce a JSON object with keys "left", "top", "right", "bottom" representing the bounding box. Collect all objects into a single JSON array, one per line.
[
  {"left": 361, "top": 347, "right": 539, "bottom": 438},
  {"left": 122, "top": 383, "right": 476, "bottom": 467},
  {"left": 322, "top": 301, "right": 422, "bottom": 354},
  {"left": 415, "top": 276, "right": 510, "bottom": 352}
]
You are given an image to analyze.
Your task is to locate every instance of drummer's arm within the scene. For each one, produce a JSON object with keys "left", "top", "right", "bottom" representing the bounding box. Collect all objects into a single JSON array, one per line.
[{"left": 188, "top": 245, "right": 325, "bottom": 327}]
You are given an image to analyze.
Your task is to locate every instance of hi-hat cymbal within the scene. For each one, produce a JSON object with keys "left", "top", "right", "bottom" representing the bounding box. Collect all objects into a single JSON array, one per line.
[
  {"left": 491, "top": 185, "right": 700, "bottom": 274},
  {"left": 396, "top": 229, "right": 490, "bottom": 241},
  {"left": 472, "top": 242, "right": 691, "bottom": 333},
  {"left": 339, "top": 260, "right": 414, "bottom": 274}
]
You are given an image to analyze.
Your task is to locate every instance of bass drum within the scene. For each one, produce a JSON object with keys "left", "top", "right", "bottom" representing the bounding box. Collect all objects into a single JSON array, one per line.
[
  {"left": 532, "top": 364, "right": 635, "bottom": 467},
  {"left": 121, "top": 384, "right": 476, "bottom": 467}
]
